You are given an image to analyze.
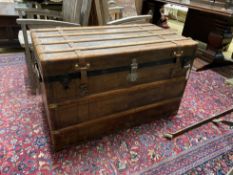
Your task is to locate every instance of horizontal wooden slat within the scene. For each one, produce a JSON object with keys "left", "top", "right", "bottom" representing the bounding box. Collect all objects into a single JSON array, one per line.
[
  {"left": 40, "top": 38, "right": 189, "bottom": 54},
  {"left": 50, "top": 97, "right": 181, "bottom": 150},
  {"left": 34, "top": 26, "right": 164, "bottom": 38},
  {"left": 49, "top": 76, "right": 186, "bottom": 129},
  {"left": 32, "top": 23, "right": 156, "bottom": 32},
  {"left": 35, "top": 30, "right": 177, "bottom": 45},
  {"left": 45, "top": 62, "right": 182, "bottom": 103},
  {"left": 48, "top": 76, "right": 185, "bottom": 106},
  {"left": 54, "top": 97, "right": 181, "bottom": 133},
  {"left": 37, "top": 41, "right": 196, "bottom": 76}
]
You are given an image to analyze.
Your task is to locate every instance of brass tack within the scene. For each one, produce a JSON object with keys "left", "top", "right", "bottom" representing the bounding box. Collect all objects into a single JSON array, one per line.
[{"left": 74, "top": 63, "right": 79, "bottom": 69}]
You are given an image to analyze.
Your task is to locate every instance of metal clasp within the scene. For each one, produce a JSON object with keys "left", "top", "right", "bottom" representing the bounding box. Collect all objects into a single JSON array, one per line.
[
  {"left": 127, "top": 59, "right": 138, "bottom": 82},
  {"left": 171, "top": 49, "right": 184, "bottom": 78},
  {"left": 173, "top": 50, "right": 184, "bottom": 64},
  {"left": 74, "top": 62, "right": 90, "bottom": 96},
  {"left": 74, "top": 63, "right": 90, "bottom": 71}
]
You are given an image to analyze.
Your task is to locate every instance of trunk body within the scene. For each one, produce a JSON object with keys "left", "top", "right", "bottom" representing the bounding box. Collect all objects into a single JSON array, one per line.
[{"left": 31, "top": 24, "right": 197, "bottom": 151}]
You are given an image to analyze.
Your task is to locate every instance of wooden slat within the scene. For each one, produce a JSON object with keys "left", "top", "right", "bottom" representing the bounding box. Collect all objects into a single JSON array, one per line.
[
  {"left": 50, "top": 97, "right": 181, "bottom": 150},
  {"left": 32, "top": 23, "right": 155, "bottom": 32},
  {"left": 35, "top": 40, "right": 196, "bottom": 64},
  {"left": 33, "top": 25, "right": 164, "bottom": 38},
  {"left": 40, "top": 37, "right": 189, "bottom": 54},
  {"left": 48, "top": 76, "right": 185, "bottom": 106},
  {"left": 49, "top": 76, "right": 186, "bottom": 129},
  {"left": 35, "top": 28, "right": 161, "bottom": 38},
  {"left": 52, "top": 97, "right": 181, "bottom": 134},
  {"left": 62, "top": 0, "right": 82, "bottom": 23},
  {"left": 35, "top": 30, "right": 177, "bottom": 45},
  {"left": 35, "top": 43, "right": 195, "bottom": 66},
  {"left": 46, "top": 63, "right": 180, "bottom": 103}
]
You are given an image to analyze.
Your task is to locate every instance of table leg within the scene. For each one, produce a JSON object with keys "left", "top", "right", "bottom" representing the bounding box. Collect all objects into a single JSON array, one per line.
[
  {"left": 183, "top": 9, "right": 233, "bottom": 71},
  {"left": 195, "top": 31, "right": 233, "bottom": 71}
]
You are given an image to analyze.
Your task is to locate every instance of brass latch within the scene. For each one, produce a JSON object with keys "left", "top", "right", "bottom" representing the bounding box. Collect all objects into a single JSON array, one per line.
[
  {"left": 127, "top": 59, "right": 138, "bottom": 82},
  {"left": 74, "top": 63, "right": 90, "bottom": 96},
  {"left": 74, "top": 63, "right": 90, "bottom": 71},
  {"left": 170, "top": 49, "right": 184, "bottom": 78},
  {"left": 173, "top": 50, "right": 184, "bottom": 64}
]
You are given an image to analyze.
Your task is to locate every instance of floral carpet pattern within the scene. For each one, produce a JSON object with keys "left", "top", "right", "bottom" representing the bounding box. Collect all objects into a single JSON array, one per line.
[
  {"left": 140, "top": 131, "right": 233, "bottom": 175},
  {"left": 0, "top": 53, "right": 233, "bottom": 175}
]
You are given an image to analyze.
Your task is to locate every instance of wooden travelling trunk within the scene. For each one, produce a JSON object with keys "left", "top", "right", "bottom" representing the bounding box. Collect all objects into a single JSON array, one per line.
[{"left": 31, "top": 24, "right": 197, "bottom": 150}]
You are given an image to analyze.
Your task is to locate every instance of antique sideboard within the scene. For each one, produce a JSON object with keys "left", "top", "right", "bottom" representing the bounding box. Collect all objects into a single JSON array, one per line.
[
  {"left": 0, "top": 2, "right": 20, "bottom": 48},
  {"left": 141, "top": 0, "right": 233, "bottom": 69}
]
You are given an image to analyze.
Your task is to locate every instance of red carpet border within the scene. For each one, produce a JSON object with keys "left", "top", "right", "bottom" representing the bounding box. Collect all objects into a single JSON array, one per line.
[
  {"left": 138, "top": 131, "right": 233, "bottom": 175},
  {"left": 0, "top": 53, "right": 233, "bottom": 175}
]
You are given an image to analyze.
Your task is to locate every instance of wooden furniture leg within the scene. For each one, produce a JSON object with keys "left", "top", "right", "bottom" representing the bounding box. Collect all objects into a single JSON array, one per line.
[{"left": 183, "top": 9, "right": 233, "bottom": 71}]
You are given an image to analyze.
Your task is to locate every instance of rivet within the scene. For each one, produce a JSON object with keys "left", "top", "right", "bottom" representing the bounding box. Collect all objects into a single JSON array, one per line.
[{"left": 74, "top": 63, "right": 79, "bottom": 69}]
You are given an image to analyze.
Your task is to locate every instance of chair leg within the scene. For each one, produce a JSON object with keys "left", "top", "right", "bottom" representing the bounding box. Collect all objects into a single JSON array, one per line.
[
  {"left": 21, "top": 23, "right": 40, "bottom": 95},
  {"left": 24, "top": 52, "right": 38, "bottom": 95}
]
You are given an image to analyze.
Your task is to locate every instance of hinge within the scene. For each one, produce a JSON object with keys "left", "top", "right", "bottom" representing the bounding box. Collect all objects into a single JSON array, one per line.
[{"left": 48, "top": 104, "right": 58, "bottom": 109}]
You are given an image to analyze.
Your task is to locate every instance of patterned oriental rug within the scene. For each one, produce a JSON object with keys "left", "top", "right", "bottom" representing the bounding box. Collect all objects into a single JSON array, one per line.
[{"left": 0, "top": 53, "right": 233, "bottom": 175}]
